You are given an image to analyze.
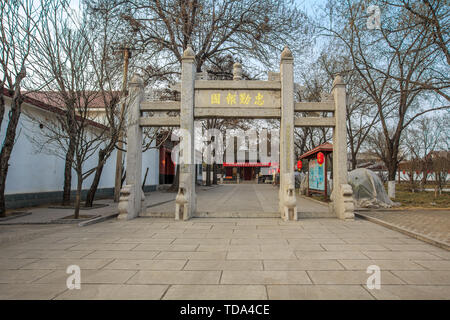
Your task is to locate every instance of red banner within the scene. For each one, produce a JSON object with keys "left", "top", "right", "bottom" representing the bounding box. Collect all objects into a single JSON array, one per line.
[{"left": 223, "top": 162, "right": 276, "bottom": 167}]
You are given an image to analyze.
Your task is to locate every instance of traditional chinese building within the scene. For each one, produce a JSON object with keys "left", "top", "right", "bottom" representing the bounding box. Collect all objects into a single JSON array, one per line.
[
  {"left": 223, "top": 161, "right": 276, "bottom": 183},
  {"left": 299, "top": 143, "right": 333, "bottom": 200}
]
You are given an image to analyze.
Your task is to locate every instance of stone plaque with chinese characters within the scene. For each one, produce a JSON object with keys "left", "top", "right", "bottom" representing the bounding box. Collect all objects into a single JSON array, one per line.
[{"left": 195, "top": 90, "right": 281, "bottom": 109}]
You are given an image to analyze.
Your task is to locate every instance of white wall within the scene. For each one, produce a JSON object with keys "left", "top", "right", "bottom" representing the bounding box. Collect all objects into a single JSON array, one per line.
[{"left": 0, "top": 97, "right": 159, "bottom": 196}]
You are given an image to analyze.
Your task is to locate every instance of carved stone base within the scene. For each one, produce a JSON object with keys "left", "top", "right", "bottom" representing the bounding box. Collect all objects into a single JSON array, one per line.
[
  {"left": 281, "top": 183, "right": 298, "bottom": 221},
  {"left": 117, "top": 185, "right": 132, "bottom": 220},
  {"left": 175, "top": 185, "right": 189, "bottom": 221},
  {"left": 330, "top": 184, "right": 354, "bottom": 220},
  {"left": 117, "top": 184, "right": 144, "bottom": 220}
]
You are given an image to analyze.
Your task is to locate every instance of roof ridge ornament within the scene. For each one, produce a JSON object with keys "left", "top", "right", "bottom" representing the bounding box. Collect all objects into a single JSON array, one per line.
[
  {"left": 183, "top": 44, "right": 195, "bottom": 59},
  {"left": 233, "top": 62, "right": 242, "bottom": 81},
  {"left": 332, "top": 73, "right": 345, "bottom": 87},
  {"left": 129, "top": 73, "right": 144, "bottom": 87},
  {"left": 280, "top": 45, "right": 293, "bottom": 61}
]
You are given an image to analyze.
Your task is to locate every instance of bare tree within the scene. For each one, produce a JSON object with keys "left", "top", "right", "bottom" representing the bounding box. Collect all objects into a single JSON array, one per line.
[
  {"left": 28, "top": 3, "right": 124, "bottom": 217},
  {"left": 294, "top": 62, "right": 333, "bottom": 157},
  {"left": 314, "top": 50, "right": 380, "bottom": 170},
  {"left": 111, "top": 0, "right": 311, "bottom": 72},
  {"left": 430, "top": 152, "right": 449, "bottom": 197},
  {"left": 93, "top": 0, "right": 312, "bottom": 190},
  {"left": 382, "top": 0, "right": 449, "bottom": 66},
  {"left": 404, "top": 114, "right": 448, "bottom": 189},
  {"left": 0, "top": 0, "right": 57, "bottom": 216},
  {"left": 320, "top": 0, "right": 450, "bottom": 180}
]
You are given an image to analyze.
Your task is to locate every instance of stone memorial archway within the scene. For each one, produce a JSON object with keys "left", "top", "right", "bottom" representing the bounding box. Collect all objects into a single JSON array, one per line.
[{"left": 118, "top": 46, "right": 354, "bottom": 221}]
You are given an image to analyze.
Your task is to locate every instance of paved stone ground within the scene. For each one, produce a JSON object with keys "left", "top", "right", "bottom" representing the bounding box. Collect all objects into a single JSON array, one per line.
[
  {"left": 0, "top": 191, "right": 177, "bottom": 225},
  {"left": 357, "top": 210, "right": 450, "bottom": 248},
  {"left": 146, "top": 184, "right": 330, "bottom": 217},
  {"left": 0, "top": 216, "right": 449, "bottom": 300}
]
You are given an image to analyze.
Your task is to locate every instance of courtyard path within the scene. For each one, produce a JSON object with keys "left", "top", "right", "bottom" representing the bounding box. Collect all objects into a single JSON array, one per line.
[
  {"left": 0, "top": 216, "right": 449, "bottom": 299},
  {"left": 146, "top": 184, "right": 331, "bottom": 217}
]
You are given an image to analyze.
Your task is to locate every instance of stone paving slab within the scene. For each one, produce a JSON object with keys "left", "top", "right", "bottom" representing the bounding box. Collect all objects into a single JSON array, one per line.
[
  {"left": 127, "top": 270, "right": 221, "bottom": 285},
  {"left": 262, "top": 260, "right": 344, "bottom": 271},
  {"left": 307, "top": 270, "right": 405, "bottom": 285},
  {"left": 363, "top": 285, "right": 450, "bottom": 300},
  {"left": 163, "top": 284, "right": 268, "bottom": 300},
  {"left": 35, "top": 269, "right": 138, "bottom": 284},
  {"left": 267, "top": 285, "right": 374, "bottom": 300},
  {"left": 55, "top": 284, "right": 168, "bottom": 300},
  {"left": 221, "top": 270, "right": 312, "bottom": 285},
  {"left": 184, "top": 260, "right": 263, "bottom": 271},
  {"left": 145, "top": 184, "right": 331, "bottom": 217},
  {"left": 0, "top": 284, "right": 67, "bottom": 300},
  {"left": 0, "top": 224, "right": 72, "bottom": 246},
  {"left": 337, "top": 259, "right": 426, "bottom": 271},
  {"left": 356, "top": 210, "right": 450, "bottom": 250},
  {"left": 0, "top": 216, "right": 449, "bottom": 299}
]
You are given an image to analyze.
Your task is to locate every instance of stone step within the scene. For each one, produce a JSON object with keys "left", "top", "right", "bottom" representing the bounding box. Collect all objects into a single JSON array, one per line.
[
  {"left": 298, "top": 211, "right": 335, "bottom": 218},
  {"left": 195, "top": 211, "right": 280, "bottom": 218},
  {"left": 140, "top": 211, "right": 279, "bottom": 218},
  {"left": 140, "top": 211, "right": 174, "bottom": 218},
  {"left": 141, "top": 210, "right": 335, "bottom": 219}
]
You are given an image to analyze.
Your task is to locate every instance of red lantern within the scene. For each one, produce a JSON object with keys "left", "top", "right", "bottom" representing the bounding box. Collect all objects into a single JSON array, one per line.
[
  {"left": 317, "top": 152, "right": 325, "bottom": 165},
  {"left": 402, "top": 170, "right": 405, "bottom": 174},
  {"left": 297, "top": 160, "right": 302, "bottom": 170}
]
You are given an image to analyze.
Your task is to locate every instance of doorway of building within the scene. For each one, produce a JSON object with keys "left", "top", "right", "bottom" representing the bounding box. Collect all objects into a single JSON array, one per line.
[{"left": 243, "top": 167, "right": 253, "bottom": 181}]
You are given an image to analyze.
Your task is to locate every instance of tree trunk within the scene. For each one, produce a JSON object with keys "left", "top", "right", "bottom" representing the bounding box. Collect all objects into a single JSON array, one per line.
[
  {"left": 142, "top": 167, "right": 149, "bottom": 190},
  {"left": 0, "top": 93, "right": 24, "bottom": 217},
  {"left": 351, "top": 156, "right": 357, "bottom": 171},
  {"left": 387, "top": 158, "right": 398, "bottom": 181},
  {"left": 62, "top": 139, "right": 75, "bottom": 205},
  {"left": 0, "top": 163, "right": 8, "bottom": 218},
  {"left": 121, "top": 169, "right": 126, "bottom": 188},
  {"left": 421, "top": 170, "right": 428, "bottom": 186},
  {"left": 212, "top": 163, "right": 217, "bottom": 185},
  {"left": 85, "top": 149, "right": 106, "bottom": 207},
  {"left": 206, "top": 164, "right": 211, "bottom": 186},
  {"left": 409, "top": 169, "right": 415, "bottom": 192},
  {"left": 74, "top": 173, "right": 82, "bottom": 219}
]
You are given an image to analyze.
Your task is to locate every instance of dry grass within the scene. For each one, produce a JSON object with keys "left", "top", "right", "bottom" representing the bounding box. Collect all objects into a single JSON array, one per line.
[
  {"left": 393, "top": 183, "right": 450, "bottom": 209},
  {"left": 300, "top": 184, "right": 450, "bottom": 209}
]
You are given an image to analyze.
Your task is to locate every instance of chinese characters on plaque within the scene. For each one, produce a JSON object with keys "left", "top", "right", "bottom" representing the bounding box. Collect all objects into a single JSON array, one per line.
[
  {"left": 195, "top": 89, "right": 279, "bottom": 108},
  {"left": 210, "top": 92, "right": 265, "bottom": 106}
]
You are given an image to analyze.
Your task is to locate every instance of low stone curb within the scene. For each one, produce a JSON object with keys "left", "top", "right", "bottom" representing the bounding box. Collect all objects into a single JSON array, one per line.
[
  {"left": 146, "top": 199, "right": 176, "bottom": 208},
  {"left": 48, "top": 204, "right": 109, "bottom": 210},
  {"left": 0, "top": 226, "right": 72, "bottom": 247},
  {"left": 52, "top": 215, "right": 101, "bottom": 224},
  {"left": 297, "top": 195, "right": 330, "bottom": 207},
  {"left": 78, "top": 213, "right": 118, "bottom": 227},
  {"left": 355, "top": 212, "right": 450, "bottom": 251},
  {"left": 0, "top": 211, "right": 31, "bottom": 222}
]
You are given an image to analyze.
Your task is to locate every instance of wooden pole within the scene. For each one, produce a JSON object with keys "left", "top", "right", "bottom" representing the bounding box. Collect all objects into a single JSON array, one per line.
[
  {"left": 307, "top": 159, "right": 310, "bottom": 197},
  {"left": 114, "top": 48, "right": 130, "bottom": 202},
  {"left": 324, "top": 154, "right": 328, "bottom": 201}
]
